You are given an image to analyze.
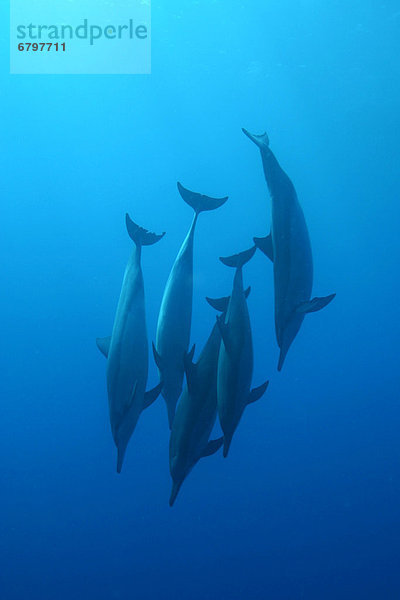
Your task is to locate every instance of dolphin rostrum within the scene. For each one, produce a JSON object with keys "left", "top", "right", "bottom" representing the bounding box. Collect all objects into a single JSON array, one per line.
[
  {"left": 154, "top": 183, "right": 228, "bottom": 429},
  {"left": 216, "top": 247, "right": 269, "bottom": 457},
  {"left": 242, "top": 129, "right": 336, "bottom": 371},
  {"left": 97, "top": 215, "right": 164, "bottom": 473}
]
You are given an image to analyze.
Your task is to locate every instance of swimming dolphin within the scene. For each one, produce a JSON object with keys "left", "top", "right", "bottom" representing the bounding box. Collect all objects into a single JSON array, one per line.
[
  {"left": 154, "top": 183, "right": 228, "bottom": 429},
  {"left": 242, "top": 129, "right": 336, "bottom": 371},
  {"left": 97, "top": 215, "right": 164, "bottom": 473},
  {"left": 216, "top": 247, "right": 269, "bottom": 457},
  {"left": 168, "top": 289, "right": 250, "bottom": 507},
  {"left": 169, "top": 315, "right": 223, "bottom": 506}
]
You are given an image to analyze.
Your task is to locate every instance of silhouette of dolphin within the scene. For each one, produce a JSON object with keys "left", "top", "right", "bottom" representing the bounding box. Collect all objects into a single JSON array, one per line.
[
  {"left": 169, "top": 323, "right": 222, "bottom": 506},
  {"left": 216, "top": 247, "right": 269, "bottom": 457},
  {"left": 154, "top": 183, "right": 228, "bottom": 429},
  {"left": 242, "top": 128, "right": 335, "bottom": 370},
  {"left": 97, "top": 215, "right": 164, "bottom": 473},
  {"left": 169, "top": 289, "right": 250, "bottom": 506}
]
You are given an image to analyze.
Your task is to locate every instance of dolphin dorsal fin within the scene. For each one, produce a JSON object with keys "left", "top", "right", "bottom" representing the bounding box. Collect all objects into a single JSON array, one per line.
[
  {"left": 247, "top": 380, "right": 269, "bottom": 405},
  {"left": 295, "top": 293, "right": 336, "bottom": 314},
  {"left": 254, "top": 234, "right": 273, "bottom": 262},
  {"left": 96, "top": 336, "right": 111, "bottom": 358}
]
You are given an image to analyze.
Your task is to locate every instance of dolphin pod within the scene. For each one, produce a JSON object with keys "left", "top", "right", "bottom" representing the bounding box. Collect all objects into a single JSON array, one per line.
[
  {"left": 242, "top": 129, "right": 335, "bottom": 370},
  {"left": 96, "top": 215, "right": 164, "bottom": 473},
  {"left": 153, "top": 182, "right": 228, "bottom": 429},
  {"left": 96, "top": 129, "right": 335, "bottom": 503}
]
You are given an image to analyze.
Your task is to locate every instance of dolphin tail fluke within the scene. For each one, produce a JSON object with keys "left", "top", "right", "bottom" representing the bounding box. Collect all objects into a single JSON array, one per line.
[
  {"left": 242, "top": 128, "right": 270, "bottom": 149},
  {"left": 169, "top": 481, "right": 182, "bottom": 507},
  {"left": 126, "top": 214, "right": 165, "bottom": 246},
  {"left": 295, "top": 293, "right": 336, "bottom": 314},
  {"left": 220, "top": 246, "right": 256, "bottom": 269},
  {"left": 177, "top": 182, "right": 228, "bottom": 215}
]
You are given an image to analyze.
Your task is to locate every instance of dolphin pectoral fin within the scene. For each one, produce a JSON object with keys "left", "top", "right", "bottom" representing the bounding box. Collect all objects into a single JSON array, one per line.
[
  {"left": 254, "top": 234, "right": 274, "bottom": 262},
  {"left": 152, "top": 342, "right": 163, "bottom": 371},
  {"left": 201, "top": 437, "right": 224, "bottom": 458},
  {"left": 242, "top": 128, "right": 270, "bottom": 149},
  {"left": 183, "top": 345, "right": 197, "bottom": 392},
  {"left": 96, "top": 336, "right": 111, "bottom": 358},
  {"left": 248, "top": 380, "right": 269, "bottom": 405},
  {"left": 143, "top": 382, "right": 163, "bottom": 410},
  {"left": 295, "top": 293, "right": 336, "bottom": 314}
]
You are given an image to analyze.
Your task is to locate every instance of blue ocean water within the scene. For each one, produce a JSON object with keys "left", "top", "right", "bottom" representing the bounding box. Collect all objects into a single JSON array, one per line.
[{"left": 1, "top": 1, "right": 400, "bottom": 598}]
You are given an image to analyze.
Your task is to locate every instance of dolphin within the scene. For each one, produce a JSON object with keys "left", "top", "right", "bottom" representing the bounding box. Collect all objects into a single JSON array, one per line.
[
  {"left": 169, "top": 320, "right": 222, "bottom": 506},
  {"left": 169, "top": 289, "right": 250, "bottom": 507},
  {"left": 154, "top": 183, "right": 228, "bottom": 429},
  {"left": 97, "top": 215, "right": 164, "bottom": 473},
  {"left": 242, "top": 129, "right": 336, "bottom": 371},
  {"left": 216, "top": 247, "right": 269, "bottom": 457}
]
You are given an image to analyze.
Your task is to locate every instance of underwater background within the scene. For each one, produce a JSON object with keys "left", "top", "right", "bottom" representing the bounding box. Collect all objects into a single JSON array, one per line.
[{"left": 1, "top": 1, "right": 400, "bottom": 598}]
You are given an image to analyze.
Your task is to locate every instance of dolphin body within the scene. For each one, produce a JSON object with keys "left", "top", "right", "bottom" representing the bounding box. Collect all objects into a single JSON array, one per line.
[
  {"left": 217, "top": 247, "right": 269, "bottom": 457},
  {"left": 168, "top": 290, "right": 250, "bottom": 507},
  {"left": 169, "top": 307, "right": 224, "bottom": 506},
  {"left": 154, "top": 183, "right": 228, "bottom": 429},
  {"left": 97, "top": 215, "right": 164, "bottom": 473},
  {"left": 242, "top": 129, "right": 336, "bottom": 371}
]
